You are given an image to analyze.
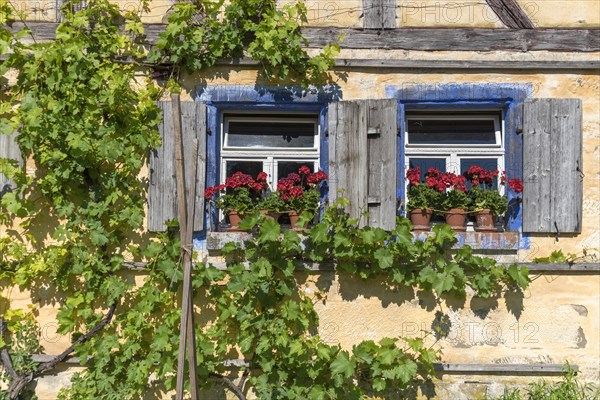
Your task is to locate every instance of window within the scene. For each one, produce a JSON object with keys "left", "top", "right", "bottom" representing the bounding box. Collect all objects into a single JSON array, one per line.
[
  {"left": 405, "top": 111, "right": 504, "bottom": 192},
  {"left": 220, "top": 112, "right": 320, "bottom": 189}
]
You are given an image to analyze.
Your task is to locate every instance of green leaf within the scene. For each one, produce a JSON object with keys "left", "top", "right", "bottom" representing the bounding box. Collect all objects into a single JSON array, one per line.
[
  {"left": 330, "top": 350, "right": 355, "bottom": 378},
  {"left": 258, "top": 217, "right": 280, "bottom": 243},
  {"left": 508, "top": 264, "right": 530, "bottom": 288},
  {"left": 374, "top": 247, "right": 394, "bottom": 270}
]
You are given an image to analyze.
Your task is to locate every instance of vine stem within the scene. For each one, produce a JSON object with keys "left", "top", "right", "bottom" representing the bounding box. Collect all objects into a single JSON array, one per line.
[
  {"left": 0, "top": 302, "right": 118, "bottom": 399},
  {"left": 209, "top": 372, "right": 247, "bottom": 400}
]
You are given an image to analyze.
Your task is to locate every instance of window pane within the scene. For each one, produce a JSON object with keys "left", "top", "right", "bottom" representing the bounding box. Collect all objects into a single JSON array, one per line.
[
  {"left": 461, "top": 158, "right": 498, "bottom": 189},
  {"left": 227, "top": 121, "right": 316, "bottom": 148},
  {"left": 278, "top": 162, "right": 314, "bottom": 181},
  {"left": 408, "top": 158, "right": 446, "bottom": 181},
  {"left": 225, "top": 161, "right": 263, "bottom": 181},
  {"left": 407, "top": 119, "right": 497, "bottom": 145}
]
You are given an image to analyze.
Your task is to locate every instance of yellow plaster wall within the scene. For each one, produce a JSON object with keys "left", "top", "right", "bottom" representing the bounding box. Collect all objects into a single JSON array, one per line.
[{"left": 10, "top": 0, "right": 600, "bottom": 28}]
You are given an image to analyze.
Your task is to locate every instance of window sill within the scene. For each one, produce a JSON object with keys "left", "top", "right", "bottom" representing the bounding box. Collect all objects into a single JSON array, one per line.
[
  {"left": 207, "top": 231, "right": 520, "bottom": 252},
  {"left": 412, "top": 231, "right": 520, "bottom": 250}
]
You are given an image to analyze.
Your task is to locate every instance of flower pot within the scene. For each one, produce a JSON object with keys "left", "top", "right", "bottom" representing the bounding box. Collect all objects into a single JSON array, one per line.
[
  {"left": 444, "top": 208, "right": 467, "bottom": 232},
  {"left": 288, "top": 211, "right": 300, "bottom": 228},
  {"left": 409, "top": 208, "right": 432, "bottom": 232},
  {"left": 227, "top": 211, "right": 245, "bottom": 231},
  {"left": 475, "top": 209, "right": 497, "bottom": 232},
  {"left": 260, "top": 209, "right": 281, "bottom": 222}
]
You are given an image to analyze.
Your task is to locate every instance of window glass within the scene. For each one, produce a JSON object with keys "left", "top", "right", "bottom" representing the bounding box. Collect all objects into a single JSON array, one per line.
[
  {"left": 225, "top": 161, "right": 264, "bottom": 180},
  {"left": 409, "top": 158, "right": 446, "bottom": 181},
  {"left": 461, "top": 158, "right": 499, "bottom": 189},
  {"left": 407, "top": 119, "right": 497, "bottom": 145},
  {"left": 227, "top": 121, "right": 316, "bottom": 148},
  {"left": 278, "top": 162, "right": 314, "bottom": 181}
]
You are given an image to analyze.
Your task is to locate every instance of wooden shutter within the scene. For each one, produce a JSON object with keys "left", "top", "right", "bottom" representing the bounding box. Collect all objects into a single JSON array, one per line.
[
  {"left": 523, "top": 98, "right": 582, "bottom": 233},
  {"left": 148, "top": 101, "right": 206, "bottom": 232},
  {"left": 0, "top": 131, "right": 23, "bottom": 197},
  {"left": 363, "top": 0, "right": 396, "bottom": 29},
  {"left": 329, "top": 99, "right": 397, "bottom": 230}
]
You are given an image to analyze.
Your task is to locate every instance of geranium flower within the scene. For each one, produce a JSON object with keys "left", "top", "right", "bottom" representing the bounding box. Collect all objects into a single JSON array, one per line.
[
  {"left": 289, "top": 186, "right": 304, "bottom": 198},
  {"left": 298, "top": 165, "right": 311, "bottom": 175},
  {"left": 508, "top": 178, "right": 523, "bottom": 193},
  {"left": 406, "top": 167, "right": 421, "bottom": 185},
  {"left": 287, "top": 173, "right": 301, "bottom": 184},
  {"left": 204, "top": 186, "right": 218, "bottom": 199},
  {"left": 256, "top": 172, "right": 268, "bottom": 182}
]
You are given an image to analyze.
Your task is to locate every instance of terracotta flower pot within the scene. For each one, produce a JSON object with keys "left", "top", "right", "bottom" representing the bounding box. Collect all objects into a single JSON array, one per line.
[
  {"left": 475, "top": 209, "right": 497, "bottom": 232},
  {"left": 260, "top": 209, "right": 282, "bottom": 222},
  {"left": 288, "top": 211, "right": 300, "bottom": 229},
  {"left": 409, "top": 208, "right": 432, "bottom": 232},
  {"left": 444, "top": 208, "right": 467, "bottom": 232},
  {"left": 227, "top": 211, "right": 245, "bottom": 231}
]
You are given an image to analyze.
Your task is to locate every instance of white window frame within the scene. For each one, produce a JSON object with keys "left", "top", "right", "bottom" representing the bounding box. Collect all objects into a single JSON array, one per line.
[
  {"left": 405, "top": 114, "right": 502, "bottom": 150},
  {"left": 404, "top": 112, "right": 505, "bottom": 195},
  {"left": 220, "top": 112, "right": 321, "bottom": 190}
]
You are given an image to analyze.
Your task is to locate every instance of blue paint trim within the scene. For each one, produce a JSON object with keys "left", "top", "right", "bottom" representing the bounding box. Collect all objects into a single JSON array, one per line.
[
  {"left": 386, "top": 83, "right": 531, "bottom": 249},
  {"left": 194, "top": 85, "right": 338, "bottom": 248},
  {"left": 397, "top": 103, "right": 405, "bottom": 215}
]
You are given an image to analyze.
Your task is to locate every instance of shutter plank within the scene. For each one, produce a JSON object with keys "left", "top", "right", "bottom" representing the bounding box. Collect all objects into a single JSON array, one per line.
[
  {"left": 552, "top": 99, "right": 582, "bottom": 233},
  {"left": 523, "top": 98, "right": 582, "bottom": 233},
  {"left": 362, "top": 0, "right": 382, "bottom": 29},
  {"left": 329, "top": 101, "right": 368, "bottom": 225},
  {"left": 366, "top": 99, "right": 397, "bottom": 230},
  {"left": 0, "top": 131, "right": 23, "bottom": 197},
  {"left": 523, "top": 99, "right": 552, "bottom": 232},
  {"left": 180, "top": 102, "right": 206, "bottom": 230},
  {"left": 329, "top": 100, "right": 397, "bottom": 230},
  {"left": 381, "top": 0, "right": 396, "bottom": 28},
  {"left": 148, "top": 101, "right": 206, "bottom": 232}
]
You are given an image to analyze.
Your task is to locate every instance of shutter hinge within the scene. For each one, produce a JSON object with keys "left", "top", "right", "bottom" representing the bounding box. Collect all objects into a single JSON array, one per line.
[
  {"left": 516, "top": 103, "right": 524, "bottom": 134},
  {"left": 367, "top": 196, "right": 381, "bottom": 204},
  {"left": 367, "top": 127, "right": 381, "bottom": 136}
]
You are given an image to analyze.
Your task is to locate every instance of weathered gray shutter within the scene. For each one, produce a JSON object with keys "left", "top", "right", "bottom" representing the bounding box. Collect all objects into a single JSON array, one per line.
[
  {"left": 523, "top": 98, "right": 582, "bottom": 233},
  {"left": 0, "top": 132, "right": 23, "bottom": 197},
  {"left": 328, "top": 99, "right": 397, "bottom": 230},
  {"left": 148, "top": 101, "right": 206, "bottom": 232},
  {"left": 362, "top": 0, "right": 396, "bottom": 29}
]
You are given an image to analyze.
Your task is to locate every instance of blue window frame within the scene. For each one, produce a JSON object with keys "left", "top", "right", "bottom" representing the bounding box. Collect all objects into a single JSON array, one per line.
[
  {"left": 386, "top": 83, "right": 531, "bottom": 240},
  {"left": 194, "top": 85, "right": 338, "bottom": 240}
]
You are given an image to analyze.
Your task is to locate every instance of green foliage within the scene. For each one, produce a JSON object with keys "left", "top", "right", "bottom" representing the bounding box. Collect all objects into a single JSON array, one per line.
[
  {"left": 442, "top": 189, "right": 471, "bottom": 211},
  {"left": 470, "top": 186, "right": 508, "bottom": 215},
  {"left": 0, "top": 307, "right": 43, "bottom": 400},
  {"left": 407, "top": 184, "right": 441, "bottom": 211},
  {"left": 296, "top": 188, "right": 320, "bottom": 213},
  {"left": 215, "top": 187, "right": 255, "bottom": 213},
  {"left": 147, "top": 0, "right": 338, "bottom": 85},
  {"left": 257, "top": 191, "right": 285, "bottom": 212},
  {"left": 488, "top": 362, "right": 600, "bottom": 400}
]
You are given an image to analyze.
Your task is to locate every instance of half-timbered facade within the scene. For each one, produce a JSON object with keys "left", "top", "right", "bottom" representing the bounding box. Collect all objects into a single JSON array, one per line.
[{"left": 1, "top": 0, "right": 599, "bottom": 398}]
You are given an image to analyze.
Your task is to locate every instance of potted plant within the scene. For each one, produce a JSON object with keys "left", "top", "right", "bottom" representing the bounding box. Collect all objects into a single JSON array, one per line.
[
  {"left": 278, "top": 166, "right": 327, "bottom": 229},
  {"left": 204, "top": 171, "right": 267, "bottom": 231},
  {"left": 405, "top": 166, "right": 442, "bottom": 231},
  {"left": 257, "top": 191, "right": 285, "bottom": 221},
  {"left": 428, "top": 170, "right": 469, "bottom": 232},
  {"left": 465, "top": 166, "right": 523, "bottom": 232}
]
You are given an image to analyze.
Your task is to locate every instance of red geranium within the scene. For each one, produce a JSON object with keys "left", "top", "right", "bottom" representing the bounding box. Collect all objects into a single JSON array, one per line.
[
  {"left": 256, "top": 171, "right": 268, "bottom": 182},
  {"left": 406, "top": 166, "right": 421, "bottom": 186},
  {"left": 508, "top": 178, "right": 523, "bottom": 193},
  {"left": 307, "top": 170, "right": 328, "bottom": 185},
  {"left": 465, "top": 165, "right": 494, "bottom": 186},
  {"left": 298, "top": 165, "right": 311, "bottom": 175}
]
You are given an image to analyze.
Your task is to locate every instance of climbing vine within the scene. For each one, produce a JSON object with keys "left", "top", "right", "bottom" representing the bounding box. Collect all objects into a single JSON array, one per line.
[{"left": 1, "top": 1, "right": 529, "bottom": 398}]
